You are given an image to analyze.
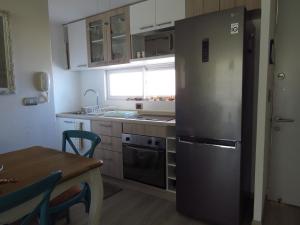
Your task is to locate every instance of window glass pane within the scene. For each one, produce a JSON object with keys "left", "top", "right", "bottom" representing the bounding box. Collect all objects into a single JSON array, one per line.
[
  {"left": 144, "top": 68, "right": 175, "bottom": 97},
  {"left": 108, "top": 70, "right": 143, "bottom": 97}
]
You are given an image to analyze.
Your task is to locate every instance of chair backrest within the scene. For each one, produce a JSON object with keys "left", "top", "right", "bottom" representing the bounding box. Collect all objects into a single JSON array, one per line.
[
  {"left": 0, "top": 171, "right": 62, "bottom": 225},
  {"left": 62, "top": 130, "right": 101, "bottom": 158}
]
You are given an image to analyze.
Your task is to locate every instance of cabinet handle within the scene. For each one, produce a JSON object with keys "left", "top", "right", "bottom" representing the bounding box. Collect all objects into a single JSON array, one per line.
[
  {"left": 77, "top": 64, "right": 87, "bottom": 68},
  {"left": 157, "top": 21, "right": 172, "bottom": 26},
  {"left": 140, "top": 25, "right": 154, "bottom": 30},
  {"left": 98, "top": 124, "right": 112, "bottom": 128},
  {"left": 64, "top": 121, "right": 75, "bottom": 124},
  {"left": 102, "top": 143, "right": 113, "bottom": 146}
]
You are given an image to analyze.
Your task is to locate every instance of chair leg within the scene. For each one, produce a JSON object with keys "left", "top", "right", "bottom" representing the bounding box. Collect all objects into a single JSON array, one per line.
[
  {"left": 49, "top": 214, "right": 55, "bottom": 225},
  {"left": 85, "top": 186, "right": 91, "bottom": 213},
  {"left": 66, "top": 208, "right": 71, "bottom": 224}
]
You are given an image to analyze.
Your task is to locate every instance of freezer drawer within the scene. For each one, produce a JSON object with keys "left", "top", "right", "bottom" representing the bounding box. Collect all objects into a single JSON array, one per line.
[{"left": 176, "top": 139, "right": 241, "bottom": 225}]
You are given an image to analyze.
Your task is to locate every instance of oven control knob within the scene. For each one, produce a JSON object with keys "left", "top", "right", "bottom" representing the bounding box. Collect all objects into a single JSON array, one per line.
[
  {"left": 148, "top": 140, "right": 152, "bottom": 145},
  {"left": 155, "top": 141, "right": 160, "bottom": 146},
  {"left": 126, "top": 137, "right": 130, "bottom": 141}
]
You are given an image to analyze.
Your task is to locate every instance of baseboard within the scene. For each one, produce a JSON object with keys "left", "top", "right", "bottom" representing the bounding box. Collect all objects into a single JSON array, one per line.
[{"left": 252, "top": 220, "right": 262, "bottom": 225}]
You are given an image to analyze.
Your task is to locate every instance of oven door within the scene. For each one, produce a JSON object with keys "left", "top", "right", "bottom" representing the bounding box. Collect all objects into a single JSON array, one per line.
[{"left": 123, "top": 144, "right": 166, "bottom": 188}]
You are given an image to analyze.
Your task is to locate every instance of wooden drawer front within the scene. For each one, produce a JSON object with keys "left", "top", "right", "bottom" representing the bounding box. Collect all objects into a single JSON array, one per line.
[
  {"left": 92, "top": 121, "right": 122, "bottom": 137},
  {"left": 98, "top": 136, "right": 122, "bottom": 153},
  {"left": 94, "top": 148, "right": 123, "bottom": 179},
  {"left": 123, "top": 123, "right": 167, "bottom": 138},
  {"left": 122, "top": 123, "right": 145, "bottom": 135},
  {"left": 145, "top": 125, "right": 167, "bottom": 137}
]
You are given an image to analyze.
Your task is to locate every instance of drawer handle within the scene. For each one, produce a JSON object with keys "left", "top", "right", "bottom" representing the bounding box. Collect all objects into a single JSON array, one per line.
[
  {"left": 157, "top": 21, "right": 172, "bottom": 26},
  {"left": 64, "top": 121, "right": 75, "bottom": 124},
  {"left": 140, "top": 25, "right": 154, "bottom": 30},
  {"left": 102, "top": 143, "right": 113, "bottom": 146},
  {"left": 98, "top": 124, "right": 112, "bottom": 128},
  {"left": 77, "top": 64, "right": 87, "bottom": 68}
]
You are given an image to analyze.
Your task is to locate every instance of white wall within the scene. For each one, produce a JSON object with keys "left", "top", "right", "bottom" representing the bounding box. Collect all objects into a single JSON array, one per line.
[
  {"left": 253, "top": 0, "right": 276, "bottom": 223},
  {"left": 50, "top": 23, "right": 81, "bottom": 113},
  {"left": 79, "top": 70, "right": 175, "bottom": 112},
  {"left": 0, "top": 0, "right": 58, "bottom": 152}
]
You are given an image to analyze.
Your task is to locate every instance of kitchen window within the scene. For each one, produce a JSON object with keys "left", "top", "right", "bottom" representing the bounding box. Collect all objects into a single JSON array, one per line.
[{"left": 106, "top": 65, "right": 175, "bottom": 100}]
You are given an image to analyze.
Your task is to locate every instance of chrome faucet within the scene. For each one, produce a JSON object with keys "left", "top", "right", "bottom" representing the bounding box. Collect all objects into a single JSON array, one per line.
[{"left": 84, "top": 89, "right": 99, "bottom": 106}]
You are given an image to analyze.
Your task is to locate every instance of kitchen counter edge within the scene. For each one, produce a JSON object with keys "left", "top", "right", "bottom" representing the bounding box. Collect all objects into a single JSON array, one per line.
[{"left": 56, "top": 113, "right": 176, "bottom": 127}]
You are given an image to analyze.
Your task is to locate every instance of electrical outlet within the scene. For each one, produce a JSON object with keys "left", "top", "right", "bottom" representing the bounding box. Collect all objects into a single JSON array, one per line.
[
  {"left": 23, "top": 97, "right": 38, "bottom": 106},
  {"left": 136, "top": 103, "right": 143, "bottom": 110}
]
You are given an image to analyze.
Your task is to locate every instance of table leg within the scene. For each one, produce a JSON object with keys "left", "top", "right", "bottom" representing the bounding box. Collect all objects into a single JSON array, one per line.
[{"left": 86, "top": 168, "right": 103, "bottom": 225}]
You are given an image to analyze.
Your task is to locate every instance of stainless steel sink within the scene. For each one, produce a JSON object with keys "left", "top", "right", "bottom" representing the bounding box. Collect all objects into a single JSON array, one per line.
[
  {"left": 133, "top": 115, "right": 175, "bottom": 122},
  {"left": 68, "top": 111, "right": 104, "bottom": 116},
  {"left": 68, "top": 111, "right": 86, "bottom": 115}
]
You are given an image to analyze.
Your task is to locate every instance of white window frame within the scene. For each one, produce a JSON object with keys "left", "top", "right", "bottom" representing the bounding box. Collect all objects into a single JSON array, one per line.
[
  {"left": 105, "top": 63, "right": 174, "bottom": 101},
  {"left": 105, "top": 67, "right": 144, "bottom": 100}
]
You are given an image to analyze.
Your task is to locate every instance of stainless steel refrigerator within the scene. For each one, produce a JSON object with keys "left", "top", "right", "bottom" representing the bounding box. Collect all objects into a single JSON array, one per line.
[{"left": 175, "top": 8, "right": 255, "bottom": 225}]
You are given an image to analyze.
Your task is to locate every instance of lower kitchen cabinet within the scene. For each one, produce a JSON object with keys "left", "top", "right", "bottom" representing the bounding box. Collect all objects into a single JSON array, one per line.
[
  {"left": 98, "top": 135, "right": 122, "bottom": 152},
  {"left": 94, "top": 147, "right": 123, "bottom": 179},
  {"left": 91, "top": 120, "right": 122, "bottom": 137},
  {"left": 123, "top": 123, "right": 175, "bottom": 138},
  {"left": 57, "top": 117, "right": 91, "bottom": 152},
  {"left": 92, "top": 120, "right": 123, "bottom": 179}
]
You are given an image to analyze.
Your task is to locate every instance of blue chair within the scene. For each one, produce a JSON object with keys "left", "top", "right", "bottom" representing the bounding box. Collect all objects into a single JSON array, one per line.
[
  {"left": 49, "top": 130, "right": 101, "bottom": 224},
  {"left": 0, "top": 171, "right": 62, "bottom": 225}
]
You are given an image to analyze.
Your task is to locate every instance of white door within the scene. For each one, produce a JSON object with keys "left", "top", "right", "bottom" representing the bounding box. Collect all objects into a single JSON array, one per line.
[
  {"left": 155, "top": 0, "right": 185, "bottom": 29},
  {"left": 57, "top": 118, "right": 91, "bottom": 154},
  {"left": 269, "top": 0, "right": 300, "bottom": 206},
  {"left": 130, "top": 0, "right": 156, "bottom": 34},
  {"left": 57, "top": 117, "right": 76, "bottom": 152},
  {"left": 67, "top": 20, "right": 88, "bottom": 70}
]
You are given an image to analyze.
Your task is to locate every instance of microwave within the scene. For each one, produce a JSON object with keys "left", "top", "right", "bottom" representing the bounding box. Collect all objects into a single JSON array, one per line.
[{"left": 131, "top": 29, "right": 174, "bottom": 59}]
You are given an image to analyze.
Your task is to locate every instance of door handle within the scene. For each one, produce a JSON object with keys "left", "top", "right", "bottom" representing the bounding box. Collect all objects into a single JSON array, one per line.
[
  {"left": 274, "top": 117, "right": 295, "bottom": 123},
  {"left": 178, "top": 138, "right": 194, "bottom": 145},
  {"left": 77, "top": 64, "right": 87, "bottom": 68},
  {"left": 157, "top": 21, "right": 172, "bottom": 26},
  {"left": 140, "top": 25, "right": 154, "bottom": 30}
]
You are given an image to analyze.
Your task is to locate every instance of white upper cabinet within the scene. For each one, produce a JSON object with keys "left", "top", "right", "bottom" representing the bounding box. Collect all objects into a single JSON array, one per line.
[
  {"left": 130, "top": 0, "right": 185, "bottom": 34},
  {"left": 130, "top": 0, "right": 156, "bottom": 34},
  {"left": 67, "top": 20, "right": 88, "bottom": 71},
  {"left": 156, "top": 0, "right": 185, "bottom": 29}
]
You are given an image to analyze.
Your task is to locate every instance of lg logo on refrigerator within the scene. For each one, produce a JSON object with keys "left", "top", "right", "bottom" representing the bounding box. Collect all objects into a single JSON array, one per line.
[{"left": 231, "top": 23, "right": 239, "bottom": 35}]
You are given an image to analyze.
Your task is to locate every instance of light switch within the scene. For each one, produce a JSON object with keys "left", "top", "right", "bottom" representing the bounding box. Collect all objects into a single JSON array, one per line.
[{"left": 23, "top": 97, "right": 38, "bottom": 106}]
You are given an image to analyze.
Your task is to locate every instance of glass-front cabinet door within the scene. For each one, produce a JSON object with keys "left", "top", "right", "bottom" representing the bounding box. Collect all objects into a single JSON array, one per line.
[
  {"left": 107, "top": 7, "right": 131, "bottom": 64},
  {"left": 86, "top": 14, "right": 107, "bottom": 67}
]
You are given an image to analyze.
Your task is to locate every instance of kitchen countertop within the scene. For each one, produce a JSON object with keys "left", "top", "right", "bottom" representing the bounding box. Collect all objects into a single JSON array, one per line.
[{"left": 56, "top": 113, "right": 176, "bottom": 127}]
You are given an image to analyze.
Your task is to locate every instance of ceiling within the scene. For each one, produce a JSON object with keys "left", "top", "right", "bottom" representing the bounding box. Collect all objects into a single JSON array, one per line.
[{"left": 48, "top": 0, "right": 141, "bottom": 24}]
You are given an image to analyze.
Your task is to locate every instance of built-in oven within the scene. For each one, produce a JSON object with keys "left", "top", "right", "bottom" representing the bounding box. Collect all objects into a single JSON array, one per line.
[{"left": 122, "top": 134, "right": 166, "bottom": 189}]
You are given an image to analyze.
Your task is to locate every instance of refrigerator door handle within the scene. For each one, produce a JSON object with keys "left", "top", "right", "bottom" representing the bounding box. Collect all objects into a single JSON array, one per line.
[
  {"left": 178, "top": 138, "right": 194, "bottom": 145},
  {"left": 178, "top": 137, "right": 238, "bottom": 150},
  {"left": 207, "top": 144, "right": 237, "bottom": 150}
]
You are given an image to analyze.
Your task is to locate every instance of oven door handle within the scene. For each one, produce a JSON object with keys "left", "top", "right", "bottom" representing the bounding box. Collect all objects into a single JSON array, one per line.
[{"left": 124, "top": 145, "right": 164, "bottom": 153}]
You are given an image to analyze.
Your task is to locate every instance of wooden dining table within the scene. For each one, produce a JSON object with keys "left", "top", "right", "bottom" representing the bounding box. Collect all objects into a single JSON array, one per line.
[{"left": 0, "top": 146, "right": 103, "bottom": 225}]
